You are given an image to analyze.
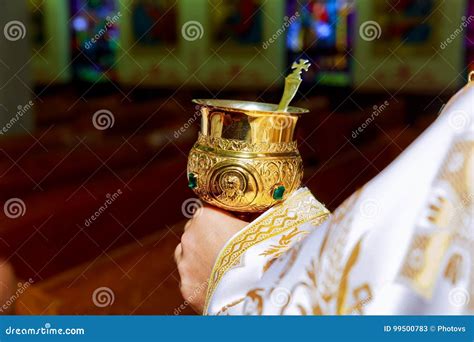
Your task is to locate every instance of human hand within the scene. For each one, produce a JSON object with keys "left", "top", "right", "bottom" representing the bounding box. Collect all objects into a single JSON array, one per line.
[{"left": 175, "top": 206, "right": 247, "bottom": 313}]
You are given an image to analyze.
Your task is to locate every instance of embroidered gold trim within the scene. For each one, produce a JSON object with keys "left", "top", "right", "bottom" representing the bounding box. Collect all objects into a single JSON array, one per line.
[{"left": 204, "top": 188, "right": 329, "bottom": 313}]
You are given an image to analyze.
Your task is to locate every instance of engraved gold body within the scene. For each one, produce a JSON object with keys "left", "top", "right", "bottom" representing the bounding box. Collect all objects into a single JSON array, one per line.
[{"left": 187, "top": 99, "right": 308, "bottom": 213}]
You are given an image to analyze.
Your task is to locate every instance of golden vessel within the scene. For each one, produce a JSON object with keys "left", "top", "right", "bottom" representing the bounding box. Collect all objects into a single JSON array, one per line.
[{"left": 187, "top": 60, "right": 310, "bottom": 213}]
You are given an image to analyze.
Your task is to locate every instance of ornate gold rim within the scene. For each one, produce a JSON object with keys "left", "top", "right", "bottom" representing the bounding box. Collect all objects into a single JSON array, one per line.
[{"left": 193, "top": 99, "right": 309, "bottom": 115}]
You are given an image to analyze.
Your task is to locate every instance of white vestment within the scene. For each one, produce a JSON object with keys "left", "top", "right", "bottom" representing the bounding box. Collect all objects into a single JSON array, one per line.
[{"left": 205, "top": 80, "right": 473, "bottom": 315}]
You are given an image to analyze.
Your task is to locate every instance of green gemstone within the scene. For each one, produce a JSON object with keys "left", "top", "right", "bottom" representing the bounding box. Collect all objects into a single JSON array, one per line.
[
  {"left": 188, "top": 173, "right": 198, "bottom": 189},
  {"left": 272, "top": 185, "right": 285, "bottom": 200}
]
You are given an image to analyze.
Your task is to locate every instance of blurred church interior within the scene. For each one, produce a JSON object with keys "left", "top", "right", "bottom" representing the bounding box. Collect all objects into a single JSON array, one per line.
[{"left": 0, "top": 0, "right": 472, "bottom": 314}]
